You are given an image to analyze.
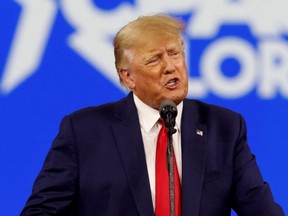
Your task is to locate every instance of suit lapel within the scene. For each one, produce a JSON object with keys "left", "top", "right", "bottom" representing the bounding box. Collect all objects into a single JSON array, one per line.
[
  {"left": 111, "top": 95, "right": 208, "bottom": 216},
  {"left": 181, "top": 99, "right": 208, "bottom": 216},
  {"left": 112, "top": 93, "right": 154, "bottom": 216}
]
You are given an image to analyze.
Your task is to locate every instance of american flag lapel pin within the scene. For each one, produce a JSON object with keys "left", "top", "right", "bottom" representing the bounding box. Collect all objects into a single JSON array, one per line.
[{"left": 196, "top": 129, "right": 204, "bottom": 136}]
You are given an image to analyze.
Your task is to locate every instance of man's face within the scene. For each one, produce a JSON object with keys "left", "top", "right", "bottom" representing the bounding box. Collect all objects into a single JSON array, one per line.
[{"left": 121, "top": 39, "right": 188, "bottom": 109}]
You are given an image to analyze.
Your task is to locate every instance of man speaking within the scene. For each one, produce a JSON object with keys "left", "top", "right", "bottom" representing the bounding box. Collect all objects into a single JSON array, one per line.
[{"left": 21, "top": 14, "right": 284, "bottom": 216}]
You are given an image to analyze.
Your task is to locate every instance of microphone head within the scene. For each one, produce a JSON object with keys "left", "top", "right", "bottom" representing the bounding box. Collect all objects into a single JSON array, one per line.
[{"left": 159, "top": 99, "right": 178, "bottom": 119}]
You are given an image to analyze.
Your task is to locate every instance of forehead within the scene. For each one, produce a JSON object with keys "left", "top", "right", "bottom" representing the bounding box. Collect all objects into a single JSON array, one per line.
[{"left": 134, "top": 38, "right": 183, "bottom": 55}]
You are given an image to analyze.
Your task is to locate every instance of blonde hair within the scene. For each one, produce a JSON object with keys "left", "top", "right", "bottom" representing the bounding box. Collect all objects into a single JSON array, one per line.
[{"left": 113, "top": 14, "right": 185, "bottom": 85}]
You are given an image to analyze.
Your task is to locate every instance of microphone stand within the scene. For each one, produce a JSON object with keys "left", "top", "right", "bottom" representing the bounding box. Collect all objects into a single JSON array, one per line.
[{"left": 165, "top": 114, "right": 177, "bottom": 216}]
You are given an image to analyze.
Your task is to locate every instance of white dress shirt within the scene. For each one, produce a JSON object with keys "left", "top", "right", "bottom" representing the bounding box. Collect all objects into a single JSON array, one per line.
[{"left": 133, "top": 94, "right": 183, "bottom": 210}]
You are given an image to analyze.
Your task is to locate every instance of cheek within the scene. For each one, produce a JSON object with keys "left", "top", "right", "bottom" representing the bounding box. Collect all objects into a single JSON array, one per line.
[
  {"left": 178, "top": 63, "right": 188, "bottom": 78},
  {"left": 134, "top": 72, "right": 159, "bottom": 90},
  {"left": 140, "top": 69, "right": 162, "bottom": 83}
]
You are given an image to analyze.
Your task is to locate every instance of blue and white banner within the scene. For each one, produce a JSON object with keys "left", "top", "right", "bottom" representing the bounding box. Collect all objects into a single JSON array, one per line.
[{"left": 1, "top": 0, "right": 287, "bottom": 215}]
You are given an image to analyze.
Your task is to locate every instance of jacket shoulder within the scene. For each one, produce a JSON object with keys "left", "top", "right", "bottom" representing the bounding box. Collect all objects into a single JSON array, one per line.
[
  {"left": 184, "top": 99, "right": 243, "bottom": 125},
  {"left": 66, "top": 96, "right": 130, "bottom": 124}
]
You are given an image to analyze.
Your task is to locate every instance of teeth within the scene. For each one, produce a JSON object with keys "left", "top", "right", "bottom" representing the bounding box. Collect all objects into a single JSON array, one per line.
[{"left": 167, "top": 79, "right": 176, "bottom": 84}]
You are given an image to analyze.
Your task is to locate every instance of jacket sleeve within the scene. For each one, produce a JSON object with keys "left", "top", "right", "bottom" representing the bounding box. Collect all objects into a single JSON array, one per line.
[
  {"left": 21, "top": 115, "right": 78, "bottom": 216},
  {"left": 232, "top": 115, "right": 284, "bottom": 216}
]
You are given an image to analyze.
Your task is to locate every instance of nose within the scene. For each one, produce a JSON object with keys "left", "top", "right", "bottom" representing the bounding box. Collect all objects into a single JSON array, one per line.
[{"left": 163, "top": 54, "right": 176, "bottom": 74}]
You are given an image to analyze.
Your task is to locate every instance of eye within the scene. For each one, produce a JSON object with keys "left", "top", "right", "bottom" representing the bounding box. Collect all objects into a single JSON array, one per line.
[
  {"left": 169, "top": 51, "right": 180, "bottom": 58},
  {"left": 146, "top": 56, "right": 159, "bottom": 65}
]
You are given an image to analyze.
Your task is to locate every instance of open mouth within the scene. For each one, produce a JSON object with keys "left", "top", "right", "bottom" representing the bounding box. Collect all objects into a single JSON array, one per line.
[{"left": 165, "top": 78, "right": 179, "bottom": 89}]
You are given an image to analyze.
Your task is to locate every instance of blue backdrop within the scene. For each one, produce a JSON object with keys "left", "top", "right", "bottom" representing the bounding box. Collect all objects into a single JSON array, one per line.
[{"left": 0, "top": 0, "right": 287, "bottom": 215}]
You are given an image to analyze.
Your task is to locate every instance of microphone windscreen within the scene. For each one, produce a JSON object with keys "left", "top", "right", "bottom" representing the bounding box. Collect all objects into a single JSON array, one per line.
[{"left": 159, "top": 99, "right": 177, "bottom": 118}]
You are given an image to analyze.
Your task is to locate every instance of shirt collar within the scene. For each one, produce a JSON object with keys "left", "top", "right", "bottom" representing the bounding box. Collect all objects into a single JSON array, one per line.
[{"left": 133, "top": 94, "right": 183, "bottom": 133}]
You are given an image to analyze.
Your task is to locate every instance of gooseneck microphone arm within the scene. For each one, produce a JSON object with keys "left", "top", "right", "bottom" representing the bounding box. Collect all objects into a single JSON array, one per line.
[{"left": 159, "top": 99, "right": 178, "bottom": 216}]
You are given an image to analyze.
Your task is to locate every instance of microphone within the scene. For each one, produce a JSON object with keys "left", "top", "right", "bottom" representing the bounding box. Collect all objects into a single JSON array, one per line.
[
  {"left": 159, "top": 99, "right": 178, "bottom": 215},
  {"left": 159, "top": 99, "right": 178, "bottom": 136}
]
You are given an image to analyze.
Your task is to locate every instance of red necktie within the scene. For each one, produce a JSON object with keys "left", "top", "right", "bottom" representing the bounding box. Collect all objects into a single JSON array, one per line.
[{"left": 155, "top": 118, "right": 181, "bottom": 216}]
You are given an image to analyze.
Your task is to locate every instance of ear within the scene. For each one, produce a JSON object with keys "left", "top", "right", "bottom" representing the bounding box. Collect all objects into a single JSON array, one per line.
[{"left": 118, "top": 69, "right": 136, "bottom": 89}]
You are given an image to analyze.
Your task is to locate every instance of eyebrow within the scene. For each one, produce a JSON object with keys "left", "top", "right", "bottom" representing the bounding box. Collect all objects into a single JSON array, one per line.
[
  {"left": 141, "top": 44, "right": 182, "bottom": 62},
  {"left": 140, "top": 51, "right": 160, "bottom": 64},
  {"left": 145, "top": 52, "right": 161, "bottom": 60}
]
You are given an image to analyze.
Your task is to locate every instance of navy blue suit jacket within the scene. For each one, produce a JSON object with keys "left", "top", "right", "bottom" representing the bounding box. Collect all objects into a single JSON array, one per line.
[{"left": 21, "top": 93, "right": 284, "bottom": 215}]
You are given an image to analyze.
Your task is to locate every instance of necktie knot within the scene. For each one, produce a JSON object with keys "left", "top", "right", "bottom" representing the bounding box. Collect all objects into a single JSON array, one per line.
[{"left": 158, "top": 117, "right": 165, "bottom": 126}]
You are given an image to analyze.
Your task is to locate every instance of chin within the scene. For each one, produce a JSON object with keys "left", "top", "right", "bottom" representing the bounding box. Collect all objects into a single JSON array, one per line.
[
  {"left": 171, "top": 91, "right": 187, "bottom": 102},
  {"left": 165, "top": 95, "right": 184, "bottom": 106}
]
